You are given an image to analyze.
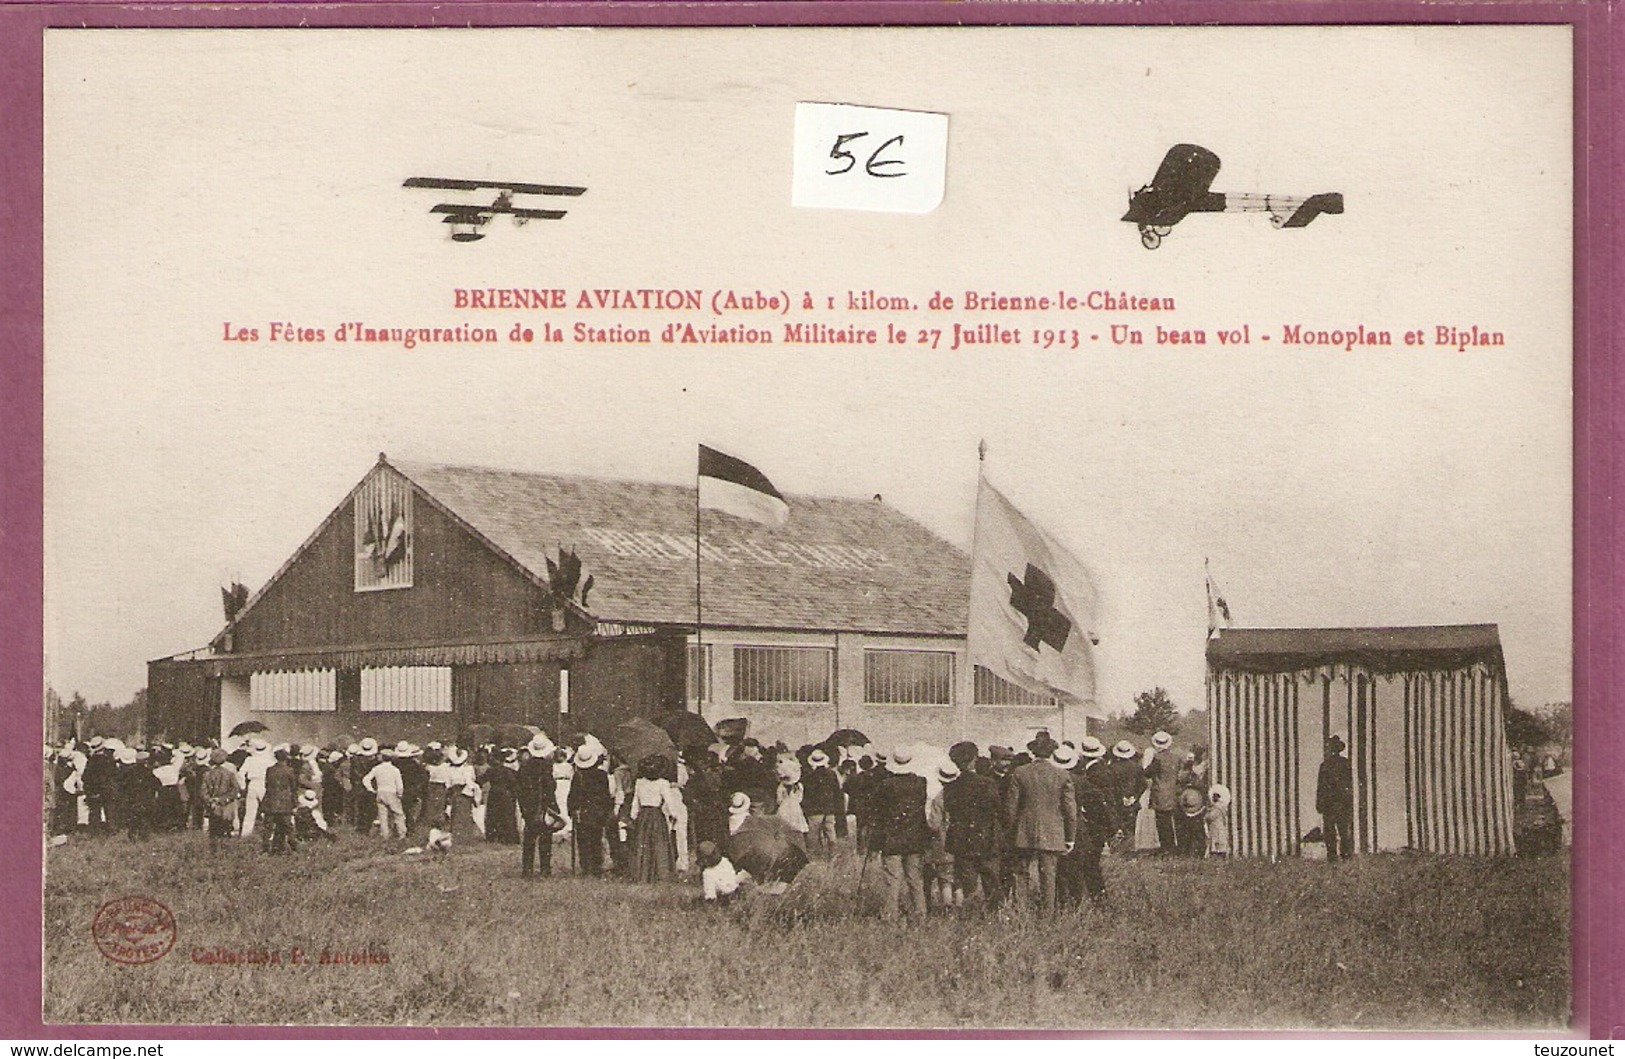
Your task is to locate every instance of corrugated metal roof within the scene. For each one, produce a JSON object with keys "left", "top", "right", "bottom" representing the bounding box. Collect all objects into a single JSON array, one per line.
[
  {"left": 392, "top": 459, "right": 971, "bottom": 636},
  {"left": 1207, "top": 624, "right": 1504, "bottom": 673}
]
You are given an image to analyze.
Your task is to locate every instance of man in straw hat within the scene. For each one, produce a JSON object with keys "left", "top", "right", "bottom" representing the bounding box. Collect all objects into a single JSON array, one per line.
[
  {"left": 802, "top": 748, "right": 842, "bottom": 859},
  {"left": 1058, "top": 737, "right": 1112, "bottom": 907},
  {"left": 1101, "top": 739, "right": 1144, "bottom": 850},
  {"left": 362, "top": 745, "right": 406, "bottom": 839},
  {"left": 517, "top": 733, "right": 562, "bottom": 878},
  {"left": 870, "top": 748, "right": 930, "bottom": 921},
  {"left": 239, "top": 736, "right": 275, "bottom": 839},
  {"left": 1142, "top": 730, "right": 1180, "bottom": 854},
  {"left": 569, "top": 741, "right": 614, "bottom": 876},
  {"left": 350, "top": 738, "right": 380, "bottom": 834},
  {"left": 1004, "top": 733, "right": 1075, "bottom": 915}
]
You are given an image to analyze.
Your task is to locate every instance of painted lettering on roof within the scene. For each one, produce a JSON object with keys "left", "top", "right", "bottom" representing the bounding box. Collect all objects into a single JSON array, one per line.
[{"left": 581, "top": 527, "right": 888, "bottom": 570}]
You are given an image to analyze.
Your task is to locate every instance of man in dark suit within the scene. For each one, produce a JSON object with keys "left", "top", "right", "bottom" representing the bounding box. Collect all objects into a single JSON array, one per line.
[
  {"left": 1003, "top": 734, "right": 1076, "bottom": 915},
  {"left": 1317, "top": 735, "right": 1355, "bottom": 861},
  {"left": 870, "top": 748, "right": 930, "bottom": 921},
  {"left": 1059, "top": 738, "right": 1112, "bottom": 908},
  {"left": 943, "top": 741, "right": 1003, "bottom": 908},
  {"left": 516, "top": 735, "right": 561, "bottom": 878},
  {"left": 567, "top": 744, "right": 615, "bottom": 876},
  {"left": 260, "top": 748, "right": 299, "bottom": 854}
]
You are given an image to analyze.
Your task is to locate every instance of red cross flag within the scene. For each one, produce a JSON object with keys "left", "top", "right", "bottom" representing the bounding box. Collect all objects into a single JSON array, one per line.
[{"left": 969, "top": 479, "right": 1102, "bottom": 710}]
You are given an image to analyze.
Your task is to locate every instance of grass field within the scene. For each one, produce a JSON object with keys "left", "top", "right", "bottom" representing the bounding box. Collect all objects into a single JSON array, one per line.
[{"left": 42, "top": 829, "right": 1569, "bottom": 1030}]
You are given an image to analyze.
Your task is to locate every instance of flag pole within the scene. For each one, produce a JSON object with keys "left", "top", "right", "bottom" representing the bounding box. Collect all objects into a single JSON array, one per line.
[
  {"left": 694, "top": 456, "right": 703, "bottom": 713},
  {"left": 962, "top": 440, "right": 988, "bottom": 741}
]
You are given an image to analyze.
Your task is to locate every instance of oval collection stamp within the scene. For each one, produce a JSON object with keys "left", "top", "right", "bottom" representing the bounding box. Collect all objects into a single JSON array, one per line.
[{"left": 90, "top": 895, "right": 177, "bottom": 966}]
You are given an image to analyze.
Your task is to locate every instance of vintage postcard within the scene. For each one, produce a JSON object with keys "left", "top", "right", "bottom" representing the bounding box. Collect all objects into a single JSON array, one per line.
[{"left": 36, "top": 21, "right": 1577, "bottom": 1031}]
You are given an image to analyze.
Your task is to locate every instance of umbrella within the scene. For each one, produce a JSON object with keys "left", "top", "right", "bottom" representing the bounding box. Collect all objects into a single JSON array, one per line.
[
  {"left": 228, "top": 720, "right": 269, "bottom": 738},
  {"left": 825, "top": 728, "right": 869, "bottom": 748},
  {"left": 463, "top": 724, "right": 496, "bottom": 748},
  {"left": 725, "top": 814, "right": 809, "bottom": 884},
  {"left": 652, "top": 709, "right": 717, "bottom": 751},
  {"left": 606, "top": 717, "right": 677, "bottom": 765},
  {"left": 492, "top": 723, "right": 542, "bottom": 748},
  {"left": 714, "top": 717, "right": 749, "bottom": 744}
]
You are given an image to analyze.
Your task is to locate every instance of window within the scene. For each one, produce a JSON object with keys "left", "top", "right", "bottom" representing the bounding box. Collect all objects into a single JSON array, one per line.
[
  {"left": 733, "top": 645, "right": 831, "bottom": 704},
  {"left": 354, "top": 472, "right": 413, "bottom": 591},
  {"left": 865, "top": 649, "right": 953, "bottom": 705},
  {"left": 687, "top": 643, "right": 712, "bottom": 703},
  {"left": 974, "top": 665, "right": 1057, "bottom": 707},
  {"left": 359, "top": 666, "right": 452, "bottom": 713},
  {"left": 250, "top": 669, "right": 337, "bottom": 712}
]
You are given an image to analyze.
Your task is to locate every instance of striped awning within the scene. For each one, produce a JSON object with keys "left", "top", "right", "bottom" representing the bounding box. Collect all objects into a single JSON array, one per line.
[
  {"left": 1207, "top": 625, "right": 1504, "bottom": 676},
  {"left": 173, "top": 636, "right": 590, "bottom": 677}
]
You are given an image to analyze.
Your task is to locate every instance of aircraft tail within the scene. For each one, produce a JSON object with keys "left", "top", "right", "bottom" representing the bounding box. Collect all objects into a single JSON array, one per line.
[{"left": 1280, "top": 192, "right": 1344, "bottom": 228}]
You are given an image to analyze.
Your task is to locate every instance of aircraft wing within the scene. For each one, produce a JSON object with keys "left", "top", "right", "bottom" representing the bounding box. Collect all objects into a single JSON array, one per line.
[
  {"left": 429, "top": 204, "right": 493, "bottom": 219},
  {"left": 405, "top": 176, "right": 587, "bottom": 197},
  {"left": 494, "top": 206, "right": 570, "bottom": 220}
]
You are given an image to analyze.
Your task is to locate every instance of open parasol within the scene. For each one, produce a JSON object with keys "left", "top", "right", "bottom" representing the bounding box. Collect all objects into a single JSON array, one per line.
[
  {"left": 652, "top": 709, "right": 717, "bottom": 752},
  {"left": 228, "top": 720, "right": 270, "bottom": 738},
  {"left": 725, "top": 814, "right": 809, "bottom": 884},
  {"left": 606, "top": 717, "right": 677, "bottom": 765},
  {"left": 825, "top": 728, "right": 869, "bottom": 748},
  {"left": 714, "top": 717, "right": 749, "bottom": 744},
  {"left": 492, "top": 723, "right": 542, "bottom": 748}
]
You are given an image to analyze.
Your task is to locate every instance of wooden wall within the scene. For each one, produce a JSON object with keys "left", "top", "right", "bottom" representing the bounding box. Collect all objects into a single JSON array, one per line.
[{"left": 232, "top": 469, "right": 559, "bottom": 653}]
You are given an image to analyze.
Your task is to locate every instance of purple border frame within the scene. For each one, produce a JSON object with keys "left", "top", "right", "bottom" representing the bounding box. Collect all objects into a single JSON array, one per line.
[{"left": 1, "top": 0, "right": 1617, "bottom": 1040}]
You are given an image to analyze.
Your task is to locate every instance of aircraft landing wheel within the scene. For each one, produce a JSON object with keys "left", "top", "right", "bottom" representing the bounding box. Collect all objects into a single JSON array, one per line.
[{"left": 1140, "top": 227, "right": 1162, "bottom": 250}]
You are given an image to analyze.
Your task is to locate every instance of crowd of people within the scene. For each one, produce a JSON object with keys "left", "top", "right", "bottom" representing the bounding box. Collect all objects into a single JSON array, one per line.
[{"left": 45, "top": 725, "right": 1249, "bottom": 919}]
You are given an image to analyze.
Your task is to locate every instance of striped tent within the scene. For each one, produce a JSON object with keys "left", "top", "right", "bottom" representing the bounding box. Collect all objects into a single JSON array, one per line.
[{"left": 1206, "top": 625, "right": 1515, "bottom": 857}]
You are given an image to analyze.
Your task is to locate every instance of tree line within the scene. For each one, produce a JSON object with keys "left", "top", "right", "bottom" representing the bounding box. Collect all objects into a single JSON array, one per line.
[{"left": 44, "top": 686, "right": 146, "bottom": 744}]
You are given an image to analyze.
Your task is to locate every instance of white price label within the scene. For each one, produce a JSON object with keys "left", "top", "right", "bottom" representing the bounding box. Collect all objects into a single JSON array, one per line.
[{"left": 791, "top": 102, "right": 948, "bottom": 214}]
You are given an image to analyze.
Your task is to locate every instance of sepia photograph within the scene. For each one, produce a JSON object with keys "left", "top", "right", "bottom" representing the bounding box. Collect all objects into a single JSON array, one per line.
[{"left": 37, "top": 22, "right": 1574, "bottom": 1030}]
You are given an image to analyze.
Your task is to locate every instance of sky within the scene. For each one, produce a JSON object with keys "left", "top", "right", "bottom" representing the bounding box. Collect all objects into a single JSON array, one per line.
[{"left": 41, "top": 26, "right": 1573, "bottom": 717}]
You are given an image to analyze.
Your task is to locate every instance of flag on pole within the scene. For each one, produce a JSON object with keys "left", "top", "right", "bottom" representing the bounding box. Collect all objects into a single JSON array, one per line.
[
  {"left": 1206, "top": 559, "right": 1233, "bottom": 637},
  {"left": 698, "top": 445, "right": 789, "bottom": 527},
  {"left": 969, "top": 479, "right": 1102, "bottom": 708}
]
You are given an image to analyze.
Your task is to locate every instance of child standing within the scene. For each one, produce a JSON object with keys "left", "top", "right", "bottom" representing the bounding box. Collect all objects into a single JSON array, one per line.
[
  {"left": 1132, "top": 788, "right": 1160, "bottom": 854},
  {"left": 1206, "top": 783, "right": 1232, "bottom": 856}
]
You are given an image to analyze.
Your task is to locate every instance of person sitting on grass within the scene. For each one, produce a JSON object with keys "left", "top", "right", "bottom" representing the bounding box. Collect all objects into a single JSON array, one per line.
[
  {"left": 696, "top": 839, "right": 751, "bottom": 906},
  {"left": 293, "top": 788, "right": 335, "bottom": 843}
]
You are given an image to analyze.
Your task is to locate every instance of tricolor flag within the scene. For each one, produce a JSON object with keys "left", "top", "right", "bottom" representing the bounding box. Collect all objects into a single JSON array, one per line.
[
  {"left": 698, "top": 445, "right": 789, "bottom": 527},
  {"left": 969, "top": 479, "right": 1102, "bottom": 708}
]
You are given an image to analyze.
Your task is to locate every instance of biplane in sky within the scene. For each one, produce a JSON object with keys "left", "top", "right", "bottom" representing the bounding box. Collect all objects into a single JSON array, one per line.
[
  {"left": 404, "top": 177, "right": 587, "bottom": 242},
  {"left": 1122, "top": 145, "right": 1343, "bottom": 249}
]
